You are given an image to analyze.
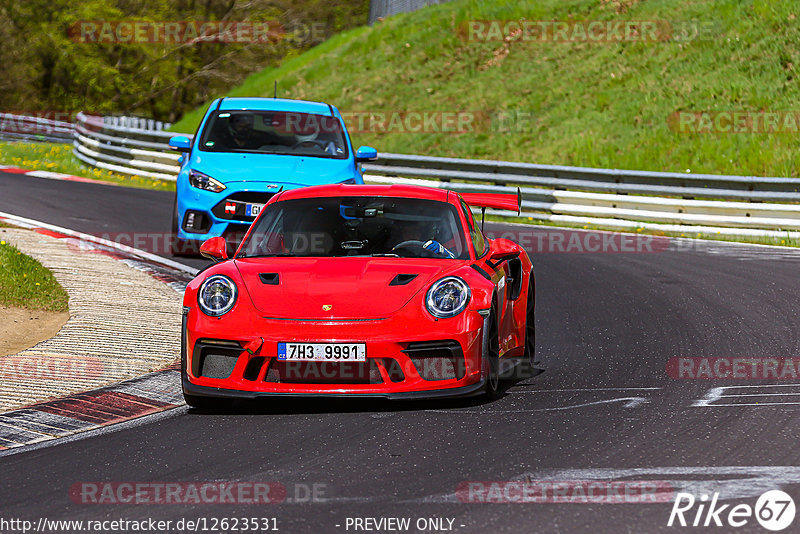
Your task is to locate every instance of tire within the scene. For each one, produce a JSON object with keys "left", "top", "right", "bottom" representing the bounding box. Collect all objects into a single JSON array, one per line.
[{"left": 483, "top": 308, "right": 501, "bottom": 400}]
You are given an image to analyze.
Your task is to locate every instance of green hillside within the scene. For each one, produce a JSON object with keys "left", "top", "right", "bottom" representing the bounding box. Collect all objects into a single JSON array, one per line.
[{"left": 172, "top": 0, "right": 800, "bottom": 178}]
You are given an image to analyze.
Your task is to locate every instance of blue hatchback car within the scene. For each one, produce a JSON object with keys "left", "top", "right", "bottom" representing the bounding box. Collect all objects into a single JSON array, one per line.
[{"left": 168, "top": 97, "right": 377, "bottom": 255}]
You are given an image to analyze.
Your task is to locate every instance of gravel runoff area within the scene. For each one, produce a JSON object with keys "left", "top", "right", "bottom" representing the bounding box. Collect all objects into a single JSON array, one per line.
[{"left": 0, "top": 227, "right": 182, "bottom": 412}]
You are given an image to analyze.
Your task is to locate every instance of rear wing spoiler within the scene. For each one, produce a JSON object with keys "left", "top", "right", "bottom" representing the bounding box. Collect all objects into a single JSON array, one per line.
[{"left": 459, "top": 188, "right": 522, "bottom": 215}]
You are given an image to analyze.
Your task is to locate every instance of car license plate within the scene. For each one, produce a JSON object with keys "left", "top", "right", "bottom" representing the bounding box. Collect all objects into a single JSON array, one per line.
[
  {"left": 245, "top": 203, "right": 264, "bottom": 217},
  {"left": 277, "top": 342, "right": 366, "bottom": 361}
]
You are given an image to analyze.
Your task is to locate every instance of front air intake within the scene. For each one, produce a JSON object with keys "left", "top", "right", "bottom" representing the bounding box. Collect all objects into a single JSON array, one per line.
[
  {"left": 192, "top": 340, "right": 242, "bottom": 379},
  {"left": 263, "top": 360, "right": 383, "bottom": 384},
  {"left": 402, "top": 340, "right": 465, "bottom": 381}
]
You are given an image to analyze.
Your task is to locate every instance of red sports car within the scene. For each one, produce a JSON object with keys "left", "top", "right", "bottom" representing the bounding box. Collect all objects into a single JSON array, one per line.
[{"left": 181, "top": 184, "right": 535, "bottom": 407}]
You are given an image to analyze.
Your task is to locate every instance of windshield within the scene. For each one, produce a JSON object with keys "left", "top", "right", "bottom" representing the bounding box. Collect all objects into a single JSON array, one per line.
[
  {"left": 238, "top": 196, "right": 469, "bottom": 259},
  {"left": 198, "top": 110, "right": 348, "bottom": 159}
]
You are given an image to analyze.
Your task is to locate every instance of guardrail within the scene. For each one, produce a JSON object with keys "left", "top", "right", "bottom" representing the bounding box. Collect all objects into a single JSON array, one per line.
[
  {"left": 67, "top": 112, "right": 800, "bottom": 237},
  {"left": 72, "top": 112, "right": 181, "bottom": 181},
  {"left": 0, "top": 113, "right": 74, "bottom": 143},
  {"left": 102, "top": 115, "right": 172, "bottom": 131},
  {"left": 368, "top": 0, "right": 452, "bottom": 24},
  {"left": 364, "top": 153, "right": 800, "bottom": 202}
]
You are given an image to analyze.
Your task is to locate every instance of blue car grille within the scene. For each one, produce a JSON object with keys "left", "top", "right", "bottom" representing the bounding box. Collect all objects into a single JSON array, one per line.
[{"left": 212, "top": 192, "right": 275, "bottom": 222}]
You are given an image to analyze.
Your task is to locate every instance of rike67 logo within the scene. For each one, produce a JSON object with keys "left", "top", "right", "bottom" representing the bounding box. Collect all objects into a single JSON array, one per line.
[{"left": 668, "top": 490, "right": 796, "bottom": 531}]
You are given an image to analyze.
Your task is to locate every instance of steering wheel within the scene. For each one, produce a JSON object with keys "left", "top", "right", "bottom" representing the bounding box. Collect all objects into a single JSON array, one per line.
[{"left": 391, "top": 240, "right": 428, "bottom": 254}]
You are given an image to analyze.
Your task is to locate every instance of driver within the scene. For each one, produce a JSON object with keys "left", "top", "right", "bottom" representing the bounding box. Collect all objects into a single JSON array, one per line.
[
  {"left": 227, "top": 113, "right": 258, "bottom": 148},
  {"left": 221, "top": 113, "right": 291, "bottom": 150},
  {"left": 290, "top": 119, "right": 338, "bottom": 155},
  {"left": 392, "top": 219, "right": 456, "bottom": 258}
]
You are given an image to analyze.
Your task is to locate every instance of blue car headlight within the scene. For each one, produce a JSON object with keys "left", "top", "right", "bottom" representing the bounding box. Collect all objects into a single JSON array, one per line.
[
  {"left": 198, "top": 275, "right": 237, "bottom": 316},
  {"left": 189, "top": 169, "right": 226, "bottom": 193},
  {"left": 425, "top": 277, "right": 470, "bottom": 318}
]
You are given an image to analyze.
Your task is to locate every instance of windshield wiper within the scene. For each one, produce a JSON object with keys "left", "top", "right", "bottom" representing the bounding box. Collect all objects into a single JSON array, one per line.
[{"left": 370, "top": 253, "right": 400, "bottom": 257}]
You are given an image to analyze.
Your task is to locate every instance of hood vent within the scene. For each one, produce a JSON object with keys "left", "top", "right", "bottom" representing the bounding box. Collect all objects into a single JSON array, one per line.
[
  {"left": 259, "top": 273, "right": 280, "bottom": 285},
  {"left": 389, "top": 273, "right": 418, "bottom": 286}
]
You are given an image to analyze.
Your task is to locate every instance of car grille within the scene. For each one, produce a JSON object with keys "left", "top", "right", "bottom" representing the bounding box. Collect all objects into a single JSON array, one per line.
[
  {"left": 240, "top": 358, "right": 405, "bottom": 385},
  {"left": 265, "top": 360, "right": 382, "bottom": 384},
  {"left": 211, "top": 192, "right": 274, "bottom": 222}
]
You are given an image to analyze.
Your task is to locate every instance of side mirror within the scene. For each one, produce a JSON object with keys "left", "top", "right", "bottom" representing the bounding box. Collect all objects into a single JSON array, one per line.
[
  {"left": 355, "top": 146, "right": 378, "bottom": 162},
  {"left": 487, "top": 238, "right": 520, "bottom": 268},
  {"left": 200, "top": 236, "right": 228, "bottom": 262},
  {"left": 168, "top": 136, "right": 192, "bottom": 153}
]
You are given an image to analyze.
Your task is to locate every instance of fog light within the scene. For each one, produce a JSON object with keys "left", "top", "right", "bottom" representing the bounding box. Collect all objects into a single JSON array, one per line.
[{"left": 183, "top": 211, "right": 209, "bottom": 233}]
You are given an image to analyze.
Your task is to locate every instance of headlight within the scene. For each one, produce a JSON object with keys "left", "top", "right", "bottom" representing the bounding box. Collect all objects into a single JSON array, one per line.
[
  {"left": 425, "top": 277, "right": 470, "bottom": 318},
  {"left": 189, "top": 170, "right": 226, "bottom": 193},
  {"left": 198, "top": 275, "right": 237, "bottom": 316}
]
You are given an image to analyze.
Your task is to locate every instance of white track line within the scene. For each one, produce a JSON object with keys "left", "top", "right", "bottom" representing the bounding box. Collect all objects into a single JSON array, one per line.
[{"left": 0, "top": 210, "right": 197, "bottom": 275}]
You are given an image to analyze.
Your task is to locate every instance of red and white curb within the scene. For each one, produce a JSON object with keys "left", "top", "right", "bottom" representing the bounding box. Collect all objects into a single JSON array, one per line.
[
  {"left": 0, "top": 213, "right": 198, "bottom": 451},
  {"left": 0, "top": 366, "right": 183, "bottom": 450},
  {"left": 0, "top": 211, "right": 197, "bottom": 290},
  {"left": 0, "top": 164, "right": 114, "bottom": 185}
]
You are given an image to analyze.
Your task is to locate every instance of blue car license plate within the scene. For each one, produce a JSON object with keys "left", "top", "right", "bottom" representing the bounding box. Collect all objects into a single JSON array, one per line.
[{"left": 245, "top": 203, "right": 264, "bottom": 217}]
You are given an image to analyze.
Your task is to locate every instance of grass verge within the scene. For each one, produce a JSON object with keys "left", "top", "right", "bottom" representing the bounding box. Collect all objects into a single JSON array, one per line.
[
  {"left": 0, "top": 236, "right": 70, "bottom": 312},
  {"left": 0, "top": 141, "right": 175, "bottom": 191}
]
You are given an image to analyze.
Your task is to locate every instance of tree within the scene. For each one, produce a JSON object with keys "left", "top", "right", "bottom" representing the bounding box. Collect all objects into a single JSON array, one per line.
[{"left": 0, "top": 0, "right": 369, "bottom": 121}]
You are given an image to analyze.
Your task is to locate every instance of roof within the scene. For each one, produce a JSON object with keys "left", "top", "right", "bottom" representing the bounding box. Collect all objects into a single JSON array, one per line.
[
  {"left": 276, "top": 184, "right": 452, "bottom": 203},
  {"left": 217, "top": 97, "right": 336, "bottom": 116}
]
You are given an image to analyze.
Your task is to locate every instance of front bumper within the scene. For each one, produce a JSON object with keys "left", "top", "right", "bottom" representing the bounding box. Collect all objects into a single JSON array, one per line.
[
  {"left": 182, "top": 376, "right": 487, "bottom": 400},
  {"left": 177, "top": 187, "right": 274, "bottom": 244},
  {"left": 182, "top": 311, "right": 488, "bottom": 400}
]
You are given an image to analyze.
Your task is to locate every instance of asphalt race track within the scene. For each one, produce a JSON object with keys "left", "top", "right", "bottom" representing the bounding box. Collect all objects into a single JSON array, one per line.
[{"left": 2, "top": 170, "right": 800, "bottom": 533}]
